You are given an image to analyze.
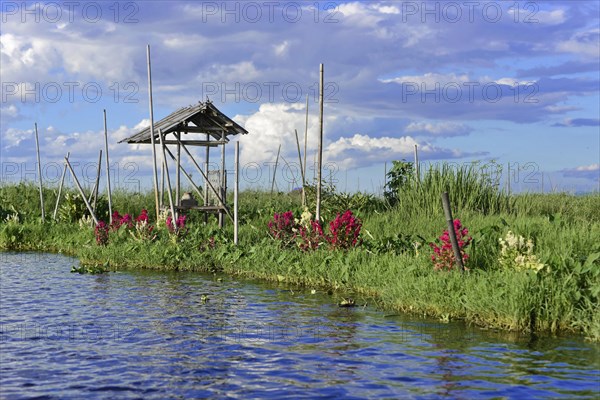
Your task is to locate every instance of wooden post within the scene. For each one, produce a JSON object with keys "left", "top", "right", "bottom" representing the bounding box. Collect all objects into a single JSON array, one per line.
[
  {"left": 234, "top": 141, "right": 239, "bottom": 245},
  {"left": 160, "top": 159, "right": 165, "bottom": 207},
  {"left": 65, "top": 157, "right": 98, "bottom": 225},
  {"left": 294, "top": 129, "right": 306, "bottom": 204},
  {"left": 147, "top": 44, "right": 160, "bottom": 221},
  {"left": 414, "top": 144, "right": 420, "bottom": 181},
  {"left": 384, "top": 161, "right": 387, "bottom": 192},
  {"left": 103, "top": 109, "right": 113, "bottom": 223},
  {"left": 441, "top": 192, "right": 465, "bottom": 272},
  {"left": 303, "top": 94, "right": 309, "bottom": 187},
  {"left": 271, "top": 144, "right": 281, "bottom": 194},
  {"left": 92, "top": 149, "right": 102, "bottom": 212},
  {"left": 53, "top": 151, "right": 70, "bottom": 220},
  {"left": 219, "top": 130, "right": 226, "bottom": 228},
  {"left": 507, "top": 162, "right": 511, "bottom": 196},
  {"left": 158, "top": 129, "right": 177, "bottom": 227},
  {"left": 34, "top": 123, "right": 45, "bottom": 221},
  {"left": 316, "top": 63, "right": 324, "bottom": 222},
  {"left": 204, "top": 133, "right": 209, "bottom": 223},
  {"left": 176, "top": 131, "right": 181, "bottom": 207}
]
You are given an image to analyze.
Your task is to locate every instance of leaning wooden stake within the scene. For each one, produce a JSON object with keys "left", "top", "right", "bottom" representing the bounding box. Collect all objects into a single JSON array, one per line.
[
  {"left": 147, "top": 44, "right": 160, "bottom": 221},
  {"left": 103, "top": 109, "right": 113, "bottom": 223},
  {"left": 65, "top": 157, "right": 98, "bottom": 225},
  {"left": 303, "top": 94, "right": 309, "bottom": 188},
  {"left": 271, "top": 144, "right": 281, "bottom": 194},
  {"left": 441, "top": 192, "right": 465, "bottom": 272},
  {"left": 316, "top": 63, "right": 324, "bottom": 221},
  {"left": 34, "top": 123, "right": 45, "bottom": 221},
  {"left": 53, "top": 151, "right": 70, "bottom": 220},
  {"left": 234, "top": 141, "right": 240, "bottom": 245},
  {"left": 158, "top": 129, "right": 177, "bottom": 227}
]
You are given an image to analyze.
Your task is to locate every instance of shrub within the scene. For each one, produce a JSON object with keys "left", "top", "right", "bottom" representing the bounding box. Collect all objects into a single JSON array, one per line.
[
  {"left": 298, "top": 220, "right": 324, "bottom": 251},
  {"left": 95, "top": 221, "right": 109, "bottom": 246},
  {"left": 267, "top": 211, "right": 297, "bottom": 247}
]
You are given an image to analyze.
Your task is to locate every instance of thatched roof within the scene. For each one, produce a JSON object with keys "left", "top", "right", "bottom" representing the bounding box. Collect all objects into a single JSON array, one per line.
[{"left": 119, "top": 101, "right": 247, "bottom": 144}]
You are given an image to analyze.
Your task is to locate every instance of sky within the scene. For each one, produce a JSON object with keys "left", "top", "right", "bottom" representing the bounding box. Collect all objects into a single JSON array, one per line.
[{"left": 1, "top": 0, "right": 599, "bottom": 194}]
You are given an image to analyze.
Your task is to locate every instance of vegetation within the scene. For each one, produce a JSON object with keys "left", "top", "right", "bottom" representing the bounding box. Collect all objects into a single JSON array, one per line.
[{"left": 1, "top": 162, "right": 599, "bottom": 342}]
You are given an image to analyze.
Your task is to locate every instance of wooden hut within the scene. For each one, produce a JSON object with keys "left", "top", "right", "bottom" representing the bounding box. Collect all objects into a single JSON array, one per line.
[{"left": 119, "top": 100, "right": 247, "bottom": 227}]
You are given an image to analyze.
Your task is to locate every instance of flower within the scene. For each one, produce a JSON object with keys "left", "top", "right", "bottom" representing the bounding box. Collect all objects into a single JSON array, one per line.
[
  {"left": 430, "top": 219, "right": 472, "bottom": 271},
  {"left": 498, "top": 231, "right": 546, "bottom": 272}
]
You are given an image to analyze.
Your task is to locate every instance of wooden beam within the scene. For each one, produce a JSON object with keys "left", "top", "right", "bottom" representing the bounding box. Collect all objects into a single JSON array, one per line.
[
  {"left": 147, "top": 44, "right": 160, "bottom": 222},
  {"left": 53, "top": 151, "right": 70, "bottom": 220},
  {"left": 103, "top": 110, "right": 113, "bottom": 223}
]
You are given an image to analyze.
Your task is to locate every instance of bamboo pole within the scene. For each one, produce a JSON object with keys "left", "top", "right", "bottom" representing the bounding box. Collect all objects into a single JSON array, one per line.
[
  {"left": 219, "top": 130, "right": 226, "bottom": 228},
  {"left": 91, "top": 149, "right": 102, "bottom": 212},
  {"left": 441, "top": 192, "right": 465, "bottom": 272},
  {"left": 103, "top": 109, "right": 113, "bottom": 223},
  {"left": 271, "top": 144, "right": 281, "bottom": 194},
  {"left": 204, "top": 133, "right": 209, "bottom": 223},
  {"left": 160, "top": 159, "right": 165, "bottom": 207},
  {"left": 158, "top": 129, "right": 177, "bottom": 227},
  {"left": 53, "top": 151, "right": 70, "bottom": 220},
  {"left": 34, "top": 123, "right": 45, "bottom": 221},
  {"left": 234, "top": 141, "right": 239, "bottom": 245},
  {"left": 176, "top": 131, "right": 181, "bottom": 207},
  {"left": 316, "top": 63, "right": 324, "bottom": 222},
  {"left": 147, "top": 44, "right": 160, "bottom": 221},
  {"left": 303, "top": 94, "right": 309, "bottom": 186},
  {"left": 65, "top": 158, "right": 98, "bottom": 225}
]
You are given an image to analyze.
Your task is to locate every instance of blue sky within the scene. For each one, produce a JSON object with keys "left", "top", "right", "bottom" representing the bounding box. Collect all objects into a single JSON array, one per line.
[{"left": 1, "top": 1, "right": 599, "bottom": 193}]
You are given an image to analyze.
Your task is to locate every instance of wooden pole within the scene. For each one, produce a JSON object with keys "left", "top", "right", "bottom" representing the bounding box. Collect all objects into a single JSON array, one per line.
[
  {"left": 271, "top": 144, "right": 281, "bottom": 194},
  {"left": 176, "top": 131, "right": 181, "bottom": 207},
  {"left": 147, "top": 44, "right": 160, "bottom": 221},
  {"left": 414, "top": 144, "right": 420, "bottom": 181},
  {"left": 507, "top": 162, "right": 511, "bottom": 196},
  {"left": 53, "top": 151, "right": 70, "bottom": 220},
  {"left": 158, "top": 129, "right": 177, "bottom": 227},
  {"left": 65, "top": 157, "right": 98, "bottom": 225},
  {"left": 234, "top": 141, "right": 239, "bottom": 245},
  {"left": 103, "top": 109, "right": 113, "bottom": 223},
  {"left": 316, "top": 63, "right": 324, "bottom": 221},
  {"left": 441, "top": 192, "right": 465, "bottom": 272},
  {"left": 303, "top": 93, "right": 309, "bottom": 186},
  {"left": 204, "top": 133, "right": 209, "bottom": 223},
  {"left": 294, "top": 129, "right": 306, "bottom": 204},
  {"left": 34, "top": 123, "right": 45, "bottom": 221},
  {"left": 219, "top": 130, "right": 226, "bottom": 228},
  {"left": 92, "top": 149, "right": 102, "bottom": 212},
  {"left": 160, "top": 159, "right": 165, "bottom": 207}
]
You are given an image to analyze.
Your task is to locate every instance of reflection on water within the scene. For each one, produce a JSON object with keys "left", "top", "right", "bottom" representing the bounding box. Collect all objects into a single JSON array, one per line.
[{"left": 1, "top": 252, "right": 599, "bottom": 399}]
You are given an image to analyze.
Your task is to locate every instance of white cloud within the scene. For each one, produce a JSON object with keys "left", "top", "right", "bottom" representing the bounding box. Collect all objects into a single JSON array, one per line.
[
  {"left": 1, "top": 105, "right": 19, "bottom": 118},
  {"left": 556, "top": 29, "right": 600, "bottom": 59},
  {"left": 405, "top": 121, "right": 473, "bottom": 137}
]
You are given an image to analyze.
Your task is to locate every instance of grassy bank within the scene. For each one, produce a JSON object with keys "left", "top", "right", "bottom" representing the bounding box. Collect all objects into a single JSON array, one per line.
[{"left": 1, "top": 168, "right": 599, "bottom": 341}]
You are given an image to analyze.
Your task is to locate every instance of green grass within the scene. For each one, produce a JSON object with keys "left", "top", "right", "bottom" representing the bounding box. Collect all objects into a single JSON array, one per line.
[{"left": 1, "top": 166, "right": 599, "bottom": 342}]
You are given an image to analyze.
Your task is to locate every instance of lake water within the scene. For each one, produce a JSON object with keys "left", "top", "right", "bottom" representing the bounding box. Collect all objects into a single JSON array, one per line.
[{"left": 1, "top": 252, "right": 598, "bottom": 399}]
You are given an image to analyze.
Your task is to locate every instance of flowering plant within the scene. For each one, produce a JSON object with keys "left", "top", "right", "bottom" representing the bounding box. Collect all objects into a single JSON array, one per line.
[
  {"left": 95, "top": 221, "right": 109, "bottom": 246},
  {"left": 327, "top": 210, "right": 362, "bottom": 250},
  {"left": 110, "top": 211, "right": 133, "bottom": 231},
  {"left": 267, "top": 211, "right": 297, "bottom": 247},
  {"left": 298, "top": 220, "right": 325, "bottom": 251},
  {"left": 166, "top": 214, "right": 187, "bottom": 237},
  {"left": 130, "top": 209, "right": 156, "bottom": 241},
  {"left": 498, "top": 231, "right": 546, "bottom": 273},
  {"left": 430, "top": 219, "right": 472, "bottom": 271}
]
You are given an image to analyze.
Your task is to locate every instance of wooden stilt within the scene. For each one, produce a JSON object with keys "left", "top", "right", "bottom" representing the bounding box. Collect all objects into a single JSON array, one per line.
[
  {"left": 234, "top": 141, "right": 239, "bottom": 245},
  {"left": 441, "top": 192, "right": 465, "bottom": 272},
  {"left": 92, "top": 149, "right": 102, "bottom": 212},
  {"left": 294, "top": 129, "right": 306, "bottom": 205},
  {"left": 271, "top": 144, "right": 281, "bottom": 195},
  {"left": 303, "top": 94, "right": 309, "bottom": 189},
  {"left": 219, "top": 130, "right": 226, "bottom": 228},
  {"left": 176, "top": 131, "right": 181, "bottom": 207},
  {"left": 204, "top": 133, "right": 209, "bottom": 223}
]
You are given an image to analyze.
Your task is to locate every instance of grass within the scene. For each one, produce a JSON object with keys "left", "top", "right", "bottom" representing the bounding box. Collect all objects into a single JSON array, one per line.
[{"left": 1, "top": 165, "right": 599, "bottom": 342}]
